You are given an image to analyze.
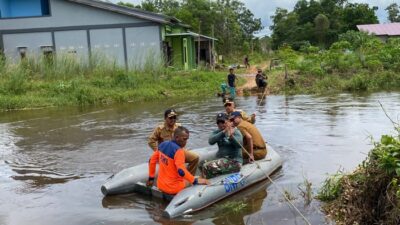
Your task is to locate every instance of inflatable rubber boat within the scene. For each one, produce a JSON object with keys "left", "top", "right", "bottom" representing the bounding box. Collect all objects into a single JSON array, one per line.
[{"left": 101, "top": 145, "right": 283, "bottom": 218}]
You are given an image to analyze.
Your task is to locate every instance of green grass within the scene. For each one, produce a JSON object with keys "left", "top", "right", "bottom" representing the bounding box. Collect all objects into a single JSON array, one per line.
[{"left": 0, "top": 55, "right": 227, "bottom": 111}]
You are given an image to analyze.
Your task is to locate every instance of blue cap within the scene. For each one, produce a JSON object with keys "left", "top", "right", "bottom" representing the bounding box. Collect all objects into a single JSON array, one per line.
[{"left": 229, "top": 111, "right": 242, "bottom": 119}]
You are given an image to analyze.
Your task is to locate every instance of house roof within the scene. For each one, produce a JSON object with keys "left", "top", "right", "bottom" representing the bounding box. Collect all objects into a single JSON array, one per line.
[
  {"left": 357, "top": 23, "right": 400, "bottom": 36},
  {"left": 66, "top": 0, "right": 190, "bottom": 27},
  {"left": 165, "top": 32, "right": 218, "bottom": 41}
]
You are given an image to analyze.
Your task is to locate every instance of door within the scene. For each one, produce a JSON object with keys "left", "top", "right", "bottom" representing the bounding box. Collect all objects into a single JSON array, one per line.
[{"left": 183, "top": 38, "right": 189, "bottom": 70}]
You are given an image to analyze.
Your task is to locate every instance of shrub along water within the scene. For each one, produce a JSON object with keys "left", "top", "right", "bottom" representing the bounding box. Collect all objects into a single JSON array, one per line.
[
  {"left": 269, "top": 35, "right": 400, "bottom": 95},
  {"left": 318, "top": 126, "right": 400, "bottom": 225},
  {"left": 0, "top": 54, "right": 227, "bottom": 110}
]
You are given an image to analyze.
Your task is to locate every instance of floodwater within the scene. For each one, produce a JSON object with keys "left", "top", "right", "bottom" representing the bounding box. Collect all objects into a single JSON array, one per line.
[{"left": 1, "top": 92, "right": 400, "bottom": 225}]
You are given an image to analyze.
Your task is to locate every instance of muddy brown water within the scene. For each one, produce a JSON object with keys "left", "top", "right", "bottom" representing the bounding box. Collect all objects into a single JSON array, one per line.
[{"left": 1, "top": 92, "right": 400, "bottom": 225}]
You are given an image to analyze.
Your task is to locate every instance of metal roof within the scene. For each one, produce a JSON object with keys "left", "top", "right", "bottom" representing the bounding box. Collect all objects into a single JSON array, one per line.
[
  {"left": 357, "top": 23, "right": 400, "bottom": 36},
  {"left": 165, "top": 32, "right": 218, "bottom": 41},
  {"left": 66, "top": 0, "right": 190, "bottom": 27}
]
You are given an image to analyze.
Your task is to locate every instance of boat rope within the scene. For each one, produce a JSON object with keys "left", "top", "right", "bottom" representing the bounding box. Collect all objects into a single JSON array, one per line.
[{"left": 232, "top": 136, "right": 312, "bottom": 225}]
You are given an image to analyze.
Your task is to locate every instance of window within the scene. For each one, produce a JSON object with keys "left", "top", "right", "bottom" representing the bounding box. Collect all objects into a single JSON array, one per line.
[
  {"left": 17, "top": 47, "right": 27, "bottom": 59},
  {"left": 41, "top": 45, "right": 54, "bottom": 64},
  {"left": 0, "top": 0, "right": 50, "bottom": 19},
  {"left": 41, "top": 45, "right": 53, "bottom": 55}
]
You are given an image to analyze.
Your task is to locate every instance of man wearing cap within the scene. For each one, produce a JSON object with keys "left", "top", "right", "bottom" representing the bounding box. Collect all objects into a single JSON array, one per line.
[
  {"left": 209, "top": 113, "right": 243, "bottom": 163},
  {"left": 255, "top": 68, "right": 267, "bottom": 89},
  {"left": 148, "top": 109, "right": 199, "bottom": 175},
  {"left": 147, "top": 126, "right": 209, "bottom": 195},
  {"left": 227, "top": 68, "right": 237, "bottom": 99},
  {"left": 202, "top": 113, "right": 243, "bottom": 178},
  {"left": 224, "top": 98, "right": 256, "bottom": 124},
  {"left": 229, "top": 111, "right": 267, "bottom": 162}
]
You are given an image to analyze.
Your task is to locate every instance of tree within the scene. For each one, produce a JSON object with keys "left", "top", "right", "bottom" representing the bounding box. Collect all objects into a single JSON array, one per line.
[
  {"left": 341, "top": 3, "right": 378, "bottom": 32},
  {"left": 314, "top": 14, "right": 330, "bottom": 48},
  {"left": 269, "top": 0, "right": 379, "bottom": 50},
  {"left": 270, "top": 8, "right": 299, "bottom": 49},
  {"left": 386, "top": 3, "right": 400, "bottom": 22},
  {"left": 117, "top": 1, "right": 135, "bottom": 8},
  {"left": 116, "top": 0, "right": 263, "bottom": 56},
  {"left": 258, "top": 36, "right": 272, "bottom": 54}
]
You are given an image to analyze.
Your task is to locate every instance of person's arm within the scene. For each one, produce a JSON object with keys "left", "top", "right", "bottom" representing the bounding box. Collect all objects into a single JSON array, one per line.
[
  {"left": 148, "top": 126, "right": 161, "bottom": 151},
  {"left": 208, "top": 130, "right": 226, "bottom": 145},
  {"left": 174, "top": 149, "right": 209, "bottom": 185},
  {"left": 147, "top": 150, "right": 160, "bottom": 186},
  {"left": 242, "top": 130, "right": 254, "bottom": 161},
  {"left": 241, "top": 111, "right": 255, "bottom": 124}
]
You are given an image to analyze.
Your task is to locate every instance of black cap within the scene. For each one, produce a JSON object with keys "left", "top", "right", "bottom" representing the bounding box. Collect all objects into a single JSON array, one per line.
[
  {"left": 223, "top": 97, "right": 234, "bottom": 106},
  {"left": 216, "top": 112, "right": 228, "bottom": 122},
  {"left": 164, "top": 109, "right": 178, "bottom": 118}
]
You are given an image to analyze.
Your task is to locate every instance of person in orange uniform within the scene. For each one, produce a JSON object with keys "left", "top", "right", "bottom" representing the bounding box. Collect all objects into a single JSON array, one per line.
[
  {"left": 148, "top": 109, "right": 199, "bottom": 175},
  {"left": 147, "top": 126, "right": 209, "bottom": 194}
]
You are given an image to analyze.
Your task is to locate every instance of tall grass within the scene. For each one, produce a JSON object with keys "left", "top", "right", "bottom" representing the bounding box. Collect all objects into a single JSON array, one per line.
[{"left": 0, "top": 53, "right": 226, "bottom": 110}]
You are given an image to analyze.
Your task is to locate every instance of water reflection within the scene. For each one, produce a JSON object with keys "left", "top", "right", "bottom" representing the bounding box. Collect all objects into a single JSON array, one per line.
[
  {"left": 211, "top": 179, "right": 269, "bottom": 225},
  {"left": 102, "top": 193, "right": 195, "bottom": 225}
]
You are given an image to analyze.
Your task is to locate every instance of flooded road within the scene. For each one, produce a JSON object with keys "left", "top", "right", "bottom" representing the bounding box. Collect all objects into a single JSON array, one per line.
[{"left": 1, "top": 92, "right": 400, "bottom": 225}]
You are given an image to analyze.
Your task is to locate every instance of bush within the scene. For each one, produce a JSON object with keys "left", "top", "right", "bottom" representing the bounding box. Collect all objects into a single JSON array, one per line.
[
  {"left": 319, "top": 128, "right": 400, "bottom": 225},
  {"left": 339, "top": 30, "right": 376, "bottom": 50},
  {"left": 4, "top": 69, "right": 28, "bottom": 95},
  {"left": 317, "top": 172, "right": 344, "bottom": 201},
  {"left": 345, "top": 74, "right": 369, "bottom": 91},
  {"left": 365, "top": 59, "right": 383, "bottom": 72}
]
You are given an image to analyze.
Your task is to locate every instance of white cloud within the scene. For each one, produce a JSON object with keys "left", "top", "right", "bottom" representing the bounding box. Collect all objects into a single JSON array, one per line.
[{"left": 111, "top": 0, "right": 395, "bottom": 36}]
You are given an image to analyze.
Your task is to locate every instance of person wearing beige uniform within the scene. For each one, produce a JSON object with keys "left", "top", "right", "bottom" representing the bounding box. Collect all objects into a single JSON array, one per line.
[
  {"left": 148, "top": 109, "right": 199, "bottom": 175},
  {"left": 229, "top": 111, "right": 267, "bottom": 162},
  {"left": 224, "top": 99, "right": 256, "bottom": 124}
]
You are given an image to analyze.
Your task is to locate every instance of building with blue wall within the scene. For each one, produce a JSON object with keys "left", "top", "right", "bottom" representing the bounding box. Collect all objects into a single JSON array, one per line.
[{"left": 0, "top": 0, "right": 215, "bottom": 70}]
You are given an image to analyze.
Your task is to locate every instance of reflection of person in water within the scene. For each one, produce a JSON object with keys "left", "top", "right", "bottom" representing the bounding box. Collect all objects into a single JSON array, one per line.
[
  {"left": 212, "top": 179, "right": 269, "bottom": 225},
  {"left": 101, "top": 177, "right": 269, "bottom": 224},
  {"left": 102, "top": 193, "right": 194, "bottom": 225},
  {"left": 257, "top": 93, "right": 266, "bottom": 106},
  {"left": 145, "top": 204, "right": 195, "bottom": 225}
]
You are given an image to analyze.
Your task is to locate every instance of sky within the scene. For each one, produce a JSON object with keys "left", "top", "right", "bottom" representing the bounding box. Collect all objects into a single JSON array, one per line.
[{"left": 109, "top": 0, "right": 398, "bottom": 36}]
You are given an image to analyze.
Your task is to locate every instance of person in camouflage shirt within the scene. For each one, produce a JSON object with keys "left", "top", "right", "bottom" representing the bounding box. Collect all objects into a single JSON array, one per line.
[{"left": 202, "top": 113, "right": 243, "bottom": 179}]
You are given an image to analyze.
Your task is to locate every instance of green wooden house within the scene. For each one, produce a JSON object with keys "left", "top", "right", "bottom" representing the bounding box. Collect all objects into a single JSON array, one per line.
[{"left": 162, "top": 25, "right": 216, "bottom": 70}]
